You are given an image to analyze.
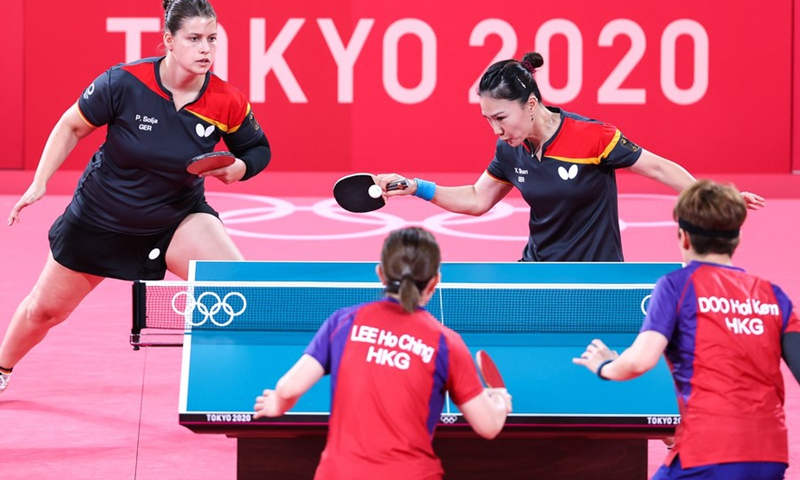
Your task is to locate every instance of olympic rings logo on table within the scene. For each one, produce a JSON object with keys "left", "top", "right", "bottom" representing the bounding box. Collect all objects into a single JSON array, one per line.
[
  {"left": 440, "top": 414, "right": 458, "bottom": 424},
  {"left": 172, "top": 290, "right": 247, "bottom": 327},
  {"left": 641, "top": 294, "right": 652, "bottom": 316}
]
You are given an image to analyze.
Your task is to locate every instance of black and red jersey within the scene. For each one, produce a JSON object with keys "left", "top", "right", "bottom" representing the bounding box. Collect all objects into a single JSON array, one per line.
[
  {"left": 74, "top": 56, "right": 267, "bottom": 234},
  {"left": 486, "top": 108, "right": 642, "bottom": 261}
]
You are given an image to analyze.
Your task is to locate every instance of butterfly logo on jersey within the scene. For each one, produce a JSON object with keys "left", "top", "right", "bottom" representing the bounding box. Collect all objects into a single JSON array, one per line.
[
  {"left": 558, "top": 164, "right": 578, "bottom": 180},
  {"left": 196, "top": 124, "right": 215, "bottom": 138}
]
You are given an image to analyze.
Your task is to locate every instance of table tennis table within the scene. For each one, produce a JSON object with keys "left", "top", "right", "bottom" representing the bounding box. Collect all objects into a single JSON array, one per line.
[{"left": 136, "top": 261, "right": 683, "bottom": 479}]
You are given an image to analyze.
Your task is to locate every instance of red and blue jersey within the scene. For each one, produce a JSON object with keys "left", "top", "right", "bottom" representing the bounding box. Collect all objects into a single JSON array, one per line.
[
  {"left": 304, "top": 298, "right": 484, "bottom": 480},
  {"left": 486, "top": 108, "right": 642, "bottom": 261},
  {"left": 74, "top": 57, "right": 266, "bottom": 234},
  {"left": 641, "top": 261, "right": 800, "bottom": 468}
]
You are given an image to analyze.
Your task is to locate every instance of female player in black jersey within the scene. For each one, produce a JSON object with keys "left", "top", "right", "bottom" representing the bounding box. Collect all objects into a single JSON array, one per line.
[
  {"left": 377, "top": 52, "right": 763, "bottom": 263},
  {"left": 0, "top": 0, "right": 271, "bottom": 393}
]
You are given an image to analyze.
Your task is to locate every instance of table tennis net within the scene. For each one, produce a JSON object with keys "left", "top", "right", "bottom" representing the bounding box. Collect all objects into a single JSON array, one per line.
[{"left": 132, "top": 280, "right": 654, "bottom": 343}]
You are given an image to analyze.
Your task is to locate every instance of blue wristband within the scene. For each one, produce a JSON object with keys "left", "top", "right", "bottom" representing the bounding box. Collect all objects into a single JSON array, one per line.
[
  {"left": 413, "top": 178, "right": 436, "bottom": 201},
  {"left": 596, "top": 359, "right": 614, "bottom": 380}
]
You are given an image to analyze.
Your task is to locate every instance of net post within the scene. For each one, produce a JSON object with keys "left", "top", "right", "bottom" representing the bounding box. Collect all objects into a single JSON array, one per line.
[{"left": 131, "top": 280, "right": 146, "bottom": 350}]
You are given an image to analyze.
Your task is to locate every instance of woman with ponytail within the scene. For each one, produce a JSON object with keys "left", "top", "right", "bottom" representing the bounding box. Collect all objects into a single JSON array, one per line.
[
  {"left": 377, "top": 52, "right": 763, "bottom": 263},
  {"left": 254, "top": 227, "right": 512, "bottom": 480}
]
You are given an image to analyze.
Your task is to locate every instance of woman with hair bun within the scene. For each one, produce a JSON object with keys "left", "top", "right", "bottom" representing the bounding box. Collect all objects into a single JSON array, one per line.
[
  {"left": 0, "top": 0, "right": 271, "bottom": 394},
  {"left": 254, "top": 227, "right": 512, "bottom": 480},
  {"left": 378, "top": 52, "right": 763, "bottom": 263}
]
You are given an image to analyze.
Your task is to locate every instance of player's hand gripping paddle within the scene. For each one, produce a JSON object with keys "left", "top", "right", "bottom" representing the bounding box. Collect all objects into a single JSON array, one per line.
[
  {"left": 476, "top": 350, "right": 506, "bottom": 389},
  {"left": 333, "top": 173, "right": 409, "bottom": 213},
  {"left": 186, "top": 151, "right": 236, "bottom": 175}
]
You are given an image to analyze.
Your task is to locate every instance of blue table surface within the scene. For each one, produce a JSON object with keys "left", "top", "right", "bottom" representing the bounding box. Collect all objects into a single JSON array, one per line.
[
  {"left": 180, "top": 261, "right": 682, "bottom": 426},
  {"left": 184, "top": 331, "right": 678, "bottom": 418}
]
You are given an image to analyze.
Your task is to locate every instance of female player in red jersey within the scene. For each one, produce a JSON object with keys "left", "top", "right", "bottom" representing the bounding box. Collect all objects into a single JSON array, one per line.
[
  {"left": 254, "top": 227, "right": 512, "bottom": 480},
  {"left": 573, "top": 180, "right": 800, "bottom": 480}
]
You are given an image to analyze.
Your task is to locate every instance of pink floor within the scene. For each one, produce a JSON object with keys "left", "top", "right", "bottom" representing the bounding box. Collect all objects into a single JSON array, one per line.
[{"left": 0, "top": 171, "right": 798, "bottom": 479}]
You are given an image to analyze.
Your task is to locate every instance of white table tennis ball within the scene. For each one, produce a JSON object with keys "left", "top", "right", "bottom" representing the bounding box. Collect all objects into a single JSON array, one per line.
[{"left": 368, "top": 184, "right": 382, "bottom": 199}]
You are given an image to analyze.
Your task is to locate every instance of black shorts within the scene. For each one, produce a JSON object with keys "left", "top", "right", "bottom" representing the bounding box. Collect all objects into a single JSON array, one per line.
[{"left": 49, "top": 202, "right": 219, "bottom": 280}]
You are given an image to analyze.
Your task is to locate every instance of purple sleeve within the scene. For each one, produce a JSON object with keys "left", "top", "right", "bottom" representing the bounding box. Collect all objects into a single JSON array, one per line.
[
  {"left": 770, "top": 284, "right": 799, "bottom": 333},
  {"left": 773, "top": 284, "right": 800, "bottom": 384},
  {"left": 303, "top": 305, "right": 359, "bottom": 374},
  {"left": 640, "top": 275, "right": 681, "bottom": 339}
]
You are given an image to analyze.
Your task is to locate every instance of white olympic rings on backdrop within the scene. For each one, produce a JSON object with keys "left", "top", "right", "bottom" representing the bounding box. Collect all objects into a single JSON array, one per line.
[
  {"left": 422, "top": 202, "right": 527, "bottom": 241},
  {"left": 208, "top": 192, "right": 678, "bottom": 242},
  {"left": 214, "top": 193, "right": 406, "bottom": 240},
  {"left": 172, "top": 290, "right": 247, "bottom": 327}
]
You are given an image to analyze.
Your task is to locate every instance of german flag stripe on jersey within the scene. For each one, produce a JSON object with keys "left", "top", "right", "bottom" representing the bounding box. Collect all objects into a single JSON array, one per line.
[
  {"left": 545, "top": 117, "right": 621, "bottom": 165},
  {"left": 121, "top": 61, "right": 250, "bottom": 133},
  {"left": 72, "top": 56, "right": 267, "bottom": 235},
  {"left": 482, "top": 108, "right": 642, "bottom": 262}
]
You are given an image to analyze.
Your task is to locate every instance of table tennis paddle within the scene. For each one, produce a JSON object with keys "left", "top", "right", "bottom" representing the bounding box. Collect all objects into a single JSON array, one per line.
[
  {"left": 333, "top": 173, "right": 409, "bottom": 213},
  {"left": 186, "top": 151, "right": 236, "bottom": 175},
  {"left": 476, "top": 350, "right": 506, "bottom": 389}
]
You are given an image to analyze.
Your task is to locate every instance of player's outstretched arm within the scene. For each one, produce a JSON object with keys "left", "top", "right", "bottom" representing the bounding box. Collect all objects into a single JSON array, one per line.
[
  {"left": 627, "top": 149, "right": 695, "bottom": 193},
  {"left": 628, "top": 149, "right": 765, "bottom": 210},
  {"left": 376, "top": 172, "right": 512, "bottom": 216},
  {"left": 253, "top": 354, "right": 324, "bottom": 418},
  {"left": 8, "top": 104, "right": 97, "bottom": 226},
  {"left": 783, "top": 332, "right": 800, "bottom": 385},
  {"left": 572, "top": 331, "right": 668, "bottom": 381},
  {"left": 458, "top": 388, "right": 512, "bottom": 439}
]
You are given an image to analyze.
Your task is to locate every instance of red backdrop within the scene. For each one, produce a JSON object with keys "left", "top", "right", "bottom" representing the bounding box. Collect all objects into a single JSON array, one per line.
[
  {"left": 7, "top": 0, "right": 796, "bottom": 174},
  {"left": 3, "top": 0, "right": 24, "bottom": 169}
]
